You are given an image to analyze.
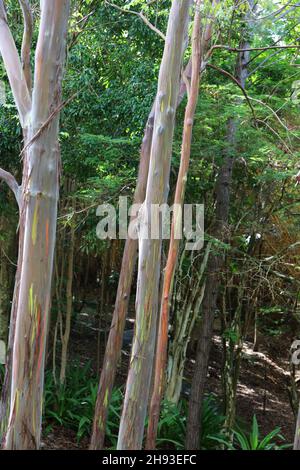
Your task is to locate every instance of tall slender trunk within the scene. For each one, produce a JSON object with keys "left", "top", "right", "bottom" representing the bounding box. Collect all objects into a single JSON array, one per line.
[
  {"left": 294, "top": 404, "right": 300, "bottom": 449},
  {"left": 165, "top": 244, "right": 211, "bottom": 404},
  {"left": 90, "top": 23, "right": 198, "bottom": 456},
  {"left": 0, "top": 0, "right": 70, "bottom": 449},
  {"left": 91, "top": 0, "right": 218, "bottom": 451},
  {"left": 59, "top": 199, "right": 76, "bottom": 386},
  {"left": 89, "top": 104, "right": 154, "bottom": 449},
  {"left": 185, "top": 1, "right": 255, "bottom": 448},
  {"left": 146, "top": 1, "right": 202, "bottom": 448},
  {"left": 157, "top": 0, "right": 219, "bottom": 409},
  {"left": 117, "top": 0, "right": 192, "bottom": 450}
]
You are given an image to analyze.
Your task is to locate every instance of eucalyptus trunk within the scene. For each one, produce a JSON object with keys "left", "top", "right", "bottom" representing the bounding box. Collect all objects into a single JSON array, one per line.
[
  {"left": 146, "top": 1, "right": 202, "bottom": 447},
  {"left": 0, "top": 0, "right": 70, "bottom": 449},
  {"left": 117, "top": 0, "right": 192, "bottom": 450},
  {"left": 91, "top": 11, "right": 196, "bottom": 453},
  {"left": 147, "top": 0, "right": 220, "bottom": 433}
]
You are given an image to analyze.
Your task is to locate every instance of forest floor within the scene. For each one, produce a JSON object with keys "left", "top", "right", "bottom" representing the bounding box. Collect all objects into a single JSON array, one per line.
[
  {"left": 43, "top": 308, "right": 297, "bottom": 449},
  {"left": 187, "top": 334, "right": 295, "bottom": 443}
]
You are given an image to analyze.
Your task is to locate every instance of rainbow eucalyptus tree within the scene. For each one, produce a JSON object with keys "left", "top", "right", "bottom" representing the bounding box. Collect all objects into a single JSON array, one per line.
[
  {"left": 146, "top": 0, "right": 203, "bottom": 449},
  {"left": 91, "top": 2, "right": 196, "bottom": 452},
  {"left": 0, "top": 0, "right": 70, "bottom": 449},
  {"left": 117, "top": 0, "right": 192, "bottom": 450},
  {"left": 90, "top": 61, "right": 193, "bottom": 452}
]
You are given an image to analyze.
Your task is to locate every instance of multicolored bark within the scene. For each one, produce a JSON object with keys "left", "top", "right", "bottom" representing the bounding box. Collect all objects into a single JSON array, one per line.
[
  {"left": 117, "top": 0, "right": 192, "bottom": 450},
  {"left": 146, "top": 0, "right": 202, "bottom": 449},
  {"left": 0, "top": 0, "right": 70, "bottom": 449}
]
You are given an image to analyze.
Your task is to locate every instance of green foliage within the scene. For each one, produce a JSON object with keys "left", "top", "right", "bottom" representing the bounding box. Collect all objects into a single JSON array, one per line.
[
  {"left": 43, "top": 365, "right": 226, "bottom": 449},
  {"left": 43, "top": 362, "right": 123, "bottom": 445},
  {"left": 212, "top": 415, "right": 291, "bottom": 450},
  {"left": 200, "top": 394, "right": 227, "bottom": 450},
  {"left": 155, "top": 394, "right": 226, "bottom": 450},
  {"left": 258, "top": 305, "right": 288, "bottom": 337},
  {"left": 155, "top": 400, "right": 186, "bottom": 449}
]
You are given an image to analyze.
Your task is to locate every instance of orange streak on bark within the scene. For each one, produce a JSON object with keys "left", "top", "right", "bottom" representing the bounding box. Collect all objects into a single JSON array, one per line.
[{"left": 146, "top": 0, "right": 202, "bottom": 449}]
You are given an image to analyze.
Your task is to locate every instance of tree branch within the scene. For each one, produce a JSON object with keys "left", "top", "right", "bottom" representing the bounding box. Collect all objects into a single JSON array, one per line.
[
  {"left": 248, "top": 95, "right": 300, "bottom": 140},
  {"left": 246, "top": 0, "right": 295, "bottom": 21},
  {"left": 275, "top": 1, "right": 300, "bottom": 21},
  {"left": 0, "top": 168, "right": 21, "bottom": 207},
  {"left": 19, "top": 0, "right": 33, "bottom": 91},
  {"left": 20, "top": 92, "right": 77, "bottom": 157},
  {"left": 256, "top": 119, "right": 293, "bottom": 154},
  {"left": 0, "top": 1, "right": 31, "bottom": 126},
  {"left": 68, "top": 0, "right": 97, "bottom": 50},
  {"left": 105, "top": 0, "right": 166, "bottom": 40},
  {"left": 206, "top": 63, "right": 257, "bottom": 120},
  {"left": 210, "top": 44, "right": 300, "bottom": 54}
]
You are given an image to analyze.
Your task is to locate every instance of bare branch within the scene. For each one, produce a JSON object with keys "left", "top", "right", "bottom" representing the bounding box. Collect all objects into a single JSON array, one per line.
[
  {"left": 247, "top": 0, "right": 295, "bottom": 21},
  {"left": 210, "top": 43, "right": 300, "bottom": 53},
  {"left": 256, "top": 119, "right": 294, "bottom": 154},
  {"left": 248, "top": 96, "right": 300, "bottom": 140},
  {"left": 105, "top": 0, "right": 166, "bottom": 40},
  {"left": 68, "top": 0, "right": 97, "bottom": 50},
  {"left": 0, "top": 168, "right": 21, "bottom": 207},
  {"left": 276, "top": 1, "right": 300, "bottom": 21},
  {"left": 20, "top": 92, "right": 77, "bottom": 157},
  {"left": 19, "top": 0, "right": 33, "bottom": 91},
  {"left": 0, "top": 1, "right": 31, "bottom": 126},
  {"left": 206, "top": 63, "right": 257, "bottom": 120}
]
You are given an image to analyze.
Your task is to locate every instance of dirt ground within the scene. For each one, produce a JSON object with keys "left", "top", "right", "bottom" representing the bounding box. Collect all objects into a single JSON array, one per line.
[{"left": 199, "top": 334, "right": 294, "bottom": 443}]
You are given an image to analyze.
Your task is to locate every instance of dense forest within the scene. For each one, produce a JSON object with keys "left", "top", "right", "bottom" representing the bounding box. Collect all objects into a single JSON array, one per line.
[{"left": 0, "top": 0, "right": 300, "bottom": 454}]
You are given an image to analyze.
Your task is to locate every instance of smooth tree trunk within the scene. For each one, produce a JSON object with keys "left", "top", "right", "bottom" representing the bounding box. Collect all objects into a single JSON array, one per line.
[
  {"left": 0, "top": 0, "right": 70, "bottom": 449},
  {"left": 146, "top": 0, "right": 202, "bottom": 449},
  {"left": 91, "top": 0, "right": 217, "bottom": 451},
  {"left": 117, "top": 0, "right": 192, "bottom": 450},
  {"left": 90, "top": 56, "right": 195, "bottom": 449},
  {"left": 162, "top": 0, "right": 220, "bottom": 407}
]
